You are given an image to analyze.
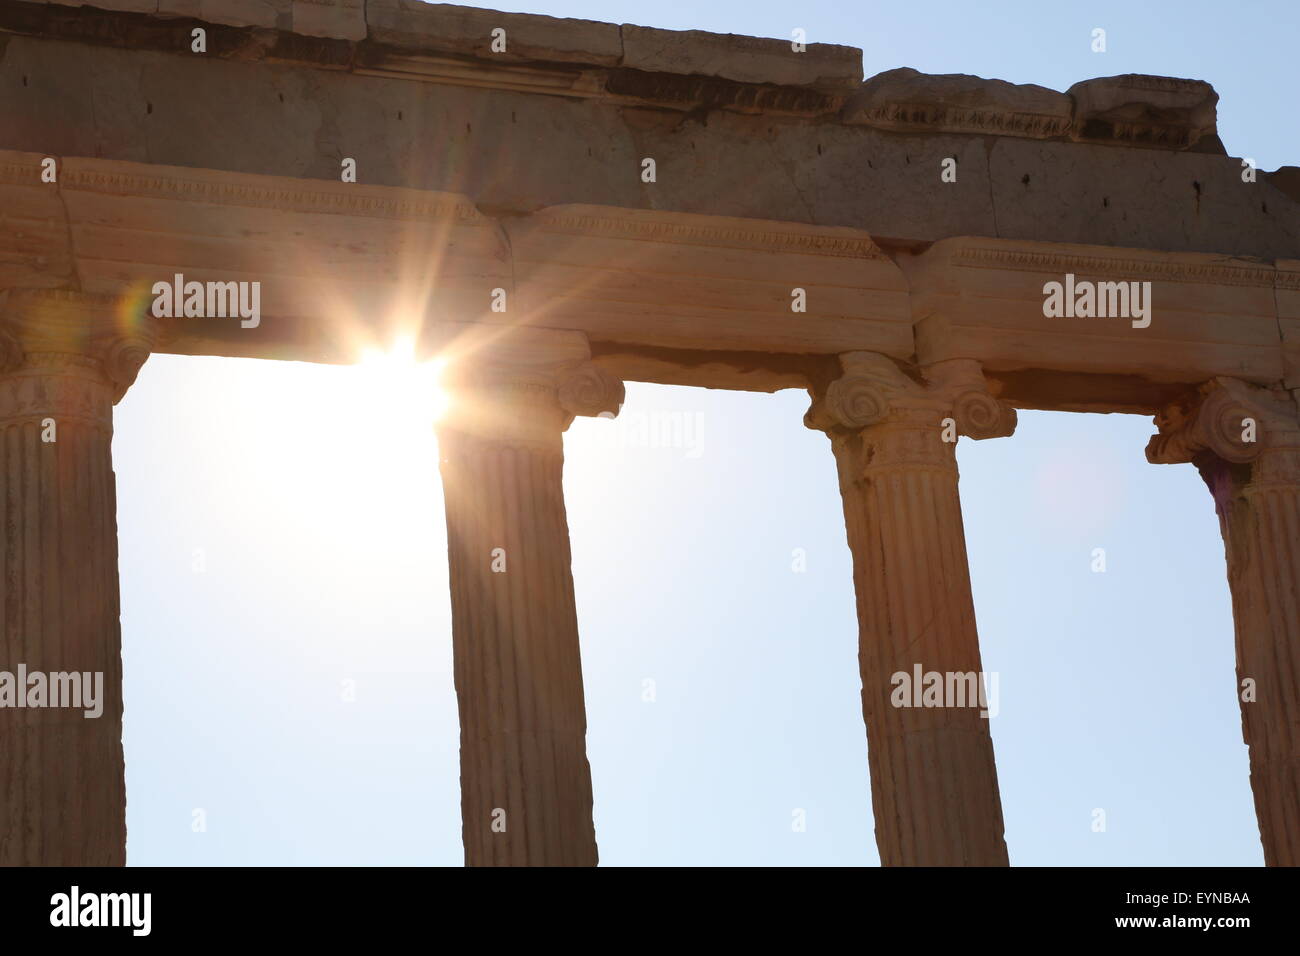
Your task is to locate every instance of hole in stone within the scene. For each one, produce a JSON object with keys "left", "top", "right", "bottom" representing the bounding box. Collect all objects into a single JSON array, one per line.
[
  {"left": 397, "top": 111, "right": 403, "bottom": 120},
  {"left": 1103, "top": 197, "right": 1109, "bottom": 208},
  {"left": 146, "top": 102, "right": 152, "bottom": 115},
  {"left": 1193, "top": 180, "right": 1201, "bottom": 195},
  {"left": 22, "top": 75, "right": 28, "bottom": 87},
  {"left": 278, "top": 93, "right": 284, "bottom": 103},
  {"left": 1021, "top": 174, "right": 1030, "bottom": 186},
  {"left": 1262, "top": 202, "right": 1268, "bottom": 214}
]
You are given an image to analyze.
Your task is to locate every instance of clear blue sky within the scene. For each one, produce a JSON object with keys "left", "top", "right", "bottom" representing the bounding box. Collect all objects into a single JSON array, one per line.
[{"left": 115, "top": 0, "right": 1296, "bottom": 865}]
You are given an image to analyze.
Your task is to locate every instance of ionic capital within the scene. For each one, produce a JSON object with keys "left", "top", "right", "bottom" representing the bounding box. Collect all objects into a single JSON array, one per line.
[
  {"left": 0, "top": 290, "right": 158, "bottom": 414},
  {"left": 805, "top": 353, "right": 1016, "bottom": 440},
  {"left": 551, "top": 363, "right": 621, "bottom": 420},
  {"left": 1146, "top": 377, "right": 1300, "bottom": 467},
  {"left": 436, "top": 326, "right": 624, "bottom": 442}
]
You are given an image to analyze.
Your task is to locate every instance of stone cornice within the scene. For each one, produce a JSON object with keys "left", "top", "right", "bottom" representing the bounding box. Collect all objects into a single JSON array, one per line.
[
  {"left": 1, "top": 151, "right": 484, "bottom": 222},
  {"left": 846, "top": 102, "right": 1071, "bottom": 138},
  {"left": 59, "top": 165, "right": 484, "bottom": 223},
  {"left": 844, "top": 70, "right": 1217, "bottom": 150},
  {"left": 949, "top": 245, "right": 1278, "bottom": 287},
  {"left": 531, "top": 208, "right": 887, "bottom": 260},
  {"left": 0, "top": 155, "right": 42, "bottom": 185},
  {"left": 353, "top": 54, "right": 600, "bottom": 99},
  {"left": 0, "top": 1, "right": 1229, "bottom": 144}
]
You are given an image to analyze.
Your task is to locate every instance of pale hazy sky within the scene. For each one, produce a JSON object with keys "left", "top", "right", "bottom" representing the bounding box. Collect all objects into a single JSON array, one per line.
[{"left": 115, "top": 0, "right": 1294, "bottom": 865}]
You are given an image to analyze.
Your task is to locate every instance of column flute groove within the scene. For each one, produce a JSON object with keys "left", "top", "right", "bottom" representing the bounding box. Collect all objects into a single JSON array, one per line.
[
  {"left": 435, "top": 330, "right": 622, "bottom": 867},
  {"left": 808, "top": 353, "right": 1016, "bottom": 866},
  {"left": 1147, "top": 380, "right": 1300, "bottom": 865},
  {"left": 0, "top": 291, "right": 153, "bottom": 866}
]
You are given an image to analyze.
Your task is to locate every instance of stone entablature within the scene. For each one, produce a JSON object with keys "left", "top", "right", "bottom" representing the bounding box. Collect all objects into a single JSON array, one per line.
[
  {"left": 4, "top": 2, "right": 1295, "bottom": 263},
  {"left": 1, "top": 148, "right": 1292, "bottom": 416},
  {"left": 1, "top": 0, "right": 1299, "bottom": 869},
  {"left": 0, "top": 0, "right": 1245, "bottom": 150},
  {"left": 905, "top": 237, "right": 1288, "bottom": 401}
]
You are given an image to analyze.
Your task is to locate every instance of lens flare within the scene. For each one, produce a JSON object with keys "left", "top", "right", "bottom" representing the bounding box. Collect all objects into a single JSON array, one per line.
[{"left": 355, "top": 337, "right": 450, "bottom": 424}]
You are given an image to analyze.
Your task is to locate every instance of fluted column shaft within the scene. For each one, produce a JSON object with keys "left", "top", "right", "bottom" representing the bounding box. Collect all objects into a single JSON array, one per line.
[
  {"left": 1214, "top": 448, "right": 1300, "bottom": 866},
  {"left": 435, "top": 328, "right": 621, "bottom": 866},
  {"left": 1148, "top": 379, "right": 1300, "bottom": 865},
  {"left": 0, "top": 292, "right": 152, "bottom": 866},
  {"left": 809, "top": 354, "right": 1014, "bottom": 866}
]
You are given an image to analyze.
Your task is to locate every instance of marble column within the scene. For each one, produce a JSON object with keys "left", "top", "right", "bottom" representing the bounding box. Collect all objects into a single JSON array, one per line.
[
  {"left": 1147, "top": 377, "right": 1300, "bottom": 866},
  {"left": 435, "top": 328, "right": 623, "bottom": 867},
  {"left": 0, "top": 290, "right": 153, "bottom": 866},
  {"left": 807, "top": 353, "right": 1015, "bottom": 866}
]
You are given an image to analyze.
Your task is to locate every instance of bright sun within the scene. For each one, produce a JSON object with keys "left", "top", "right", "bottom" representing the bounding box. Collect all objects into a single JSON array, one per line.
[{"left": 355, "top": 336, "right": 451, "bottom": 424}]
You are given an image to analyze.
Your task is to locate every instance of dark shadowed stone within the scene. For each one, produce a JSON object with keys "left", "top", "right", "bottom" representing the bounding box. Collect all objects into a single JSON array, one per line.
[
  {"left": 619, "top": 23, "right": 861, "bottom": 90},
  {"left": 1068, "top": 74, "right": 1218, "bottom": 150},
  {"left": 842, "top": 67, "right": 1072, "bottom": 138}
]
